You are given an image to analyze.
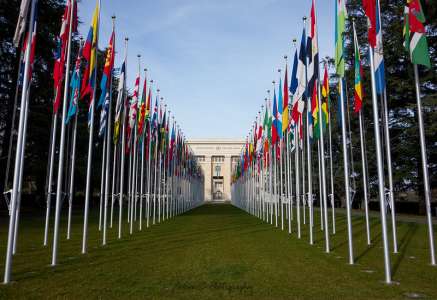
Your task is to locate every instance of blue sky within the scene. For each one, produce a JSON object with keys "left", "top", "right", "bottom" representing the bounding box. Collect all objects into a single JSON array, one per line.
[{"left": 78, "top": 0, "right": 334, "bottom": 139}]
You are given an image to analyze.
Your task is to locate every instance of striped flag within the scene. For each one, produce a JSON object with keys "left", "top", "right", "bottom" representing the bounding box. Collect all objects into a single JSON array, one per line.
[
  {"left": 13, "top": 0, "right": 31, "bottom": 47},
  {"left": 98, "top": 91, "right": 110, "bottom": 137},
  {"left": 353, "top": 24, "right": 364, "bottom": 113},
  {"left": 126, "top": 74, "right": 140, "bottom": 152},
  {"left": 292, "top": 29, "right": 307, "bottom": 125},
  {"left": 277, "top": 78, "right": 283, "bottom": 139},
  {"left": 113, "top": 61, "right": 125, "bottom": 144}
]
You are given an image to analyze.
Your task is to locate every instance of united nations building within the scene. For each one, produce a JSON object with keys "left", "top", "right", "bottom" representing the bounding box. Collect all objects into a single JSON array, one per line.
[{"left": 187, "top": 139, "right": 245, "bottom": 202}]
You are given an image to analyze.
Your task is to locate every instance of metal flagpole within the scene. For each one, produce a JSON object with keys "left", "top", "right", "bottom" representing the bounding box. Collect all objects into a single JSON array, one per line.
[
  {"left": 314, "top": 10, "right": 330, "bottom": 250},
  {"left": 339, "top": 78, "right": 353, "bottom": 265},
  {"left": 130, "top": 54, "right": 141, "bottom": 234},
  {"left": 325, "top": 61, "right": 336, "bottom": 235},
  {"left": 382, "top": 89, "right": 398, "bottom": 253},
  {"left": 303, "top": 16, "right": 312, "bottom": 240},
  {"left": 99, "top": 139, "right": 106, "bottom": 231},
  {"left": 369, "top": 41, "right": 391, "bottom": 283},
  {"left": 139, "top": 69, "right": 147, "bottom": 230},
  {"left": 413, "top": 64, "right": 436, "bottom": 265},
  {"left": 44, "top": 115, "right": 57, "bottom": 246},
  {"left": 318, "top": 143, "right": 322, "bottom": 232},
  {"left": 12, "top": 85, "right": 31, "bottom": 254},
  {"left": 110, "top": 139, "right": 117, "bottom": 228},
  {"left": 146, "top": 90, "right": 153, "bottom": 227},
  {"left": 127, "top": 134, "right": 132, "bottom": 223},
  {"left": 67, "top": 112, "right": 78, "bottom": 239},
  {"left": 82, "top": 0, "right": 101, "bottom": 254},
  {"left": 358, "top": 110, "right": 371, "bottom": 245},
  {"left": 52, "top": 0, "right": 75, "bottom": 265},
  {"left": 103, "top": 16, "right": 116, "bottom": 245},
  {"left": 295, "top": 126, "right": 301, "bottom": 238},
  {"left": 3, "top": 0, "right": 37, "bottom": 282}
]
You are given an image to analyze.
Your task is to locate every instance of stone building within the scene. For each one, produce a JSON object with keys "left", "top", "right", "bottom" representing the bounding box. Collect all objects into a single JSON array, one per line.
[{"left": 187, "top": 139, "right": 245, "bottom": 202}]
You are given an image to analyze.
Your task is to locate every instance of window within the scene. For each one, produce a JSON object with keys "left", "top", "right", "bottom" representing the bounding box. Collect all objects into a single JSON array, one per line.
[
  {"left": 197, "top": 156, "right": 205, "bottom": 162},
  {"left": 212, "top": 156, "right": 225, "bottom": 163}
]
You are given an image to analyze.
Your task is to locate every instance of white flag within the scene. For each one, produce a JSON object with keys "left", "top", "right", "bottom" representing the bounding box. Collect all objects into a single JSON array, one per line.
[{"left": 13, "top": 0, "right": 31, "bottom": 47}]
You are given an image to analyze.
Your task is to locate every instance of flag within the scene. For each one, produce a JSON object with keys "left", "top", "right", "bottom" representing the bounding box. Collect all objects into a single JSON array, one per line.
[
  {"left": 97, "top": 30, "right": 115, "bottom": 108},
  {"left": 13, "top": 0, "right": 31, "bottom": 47},
  {"left": 292, "top": 29, "right": 307, "bottom": 125},
  {"left": 277, "top": 78, "right": 283, "bottom": 139},
  {"left": 335, "top": 0, "right": 347, "bottom": 78},
  {"left": 403, "top": 0, "right": 431, "bottom": 68},
  {"left": 53, "top": 0, "right": 77, "bottom": 115},
  {"left": 362, "top": 0, "right": 376, "bottom": 48},
  {"left": 308, "top": 0, "right": 319, "bottom": 140},
  {"left": 374, "top": 0, "right": 385, "bottom": 94},
  {"left": 126, "top": 74, "right": 140, "bottom": 151},
  {"left": 113, "top": 61, "right": 125, "bottom": 144},
  {"left": 353, "top": 24, "right": 364, "bottom": 113},
  {"left": 321, "top": 64, "right": 330, "bottom": 125},
  {"left": 98, "top": 91, "right": 110, "bottom": 137},
  {"left": 272, "top": 88, "right": 279, "bottom": 145},
  {"left": 81, "top": 1, "right": 99, "bottom": 126},
  {"left": 137, "top": 76, "right": 147, "bottom": 140},
  {"left": 289, "top": 49, "right": 299, "bottom": 124},
  {"left": 282, "top": 64, "right": 289, "bottom": 133},
  {"left": 66, "top": 44, "right": 82, "bottom": 124},
  {"left": 20, "top": 10, "right": 37, "bottom": 86}
]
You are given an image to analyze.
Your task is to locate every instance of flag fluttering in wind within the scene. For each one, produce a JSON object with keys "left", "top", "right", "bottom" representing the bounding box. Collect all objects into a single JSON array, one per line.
[
  {"left": 321, "top": 64, "right": 330, "bottom": 125},
  {"left": 292, "top": 29, "right": 307, "bottom": 127},
  {"left": 81, "top": 2, "right": 99, "bottom": 126},
  {"left": 277, "top": 78, "right": 283, "bottom": 139},
  {"left": 13, "top": 0, "right": 31, "bottom": 47},
  {"left": 53, "top": 0, "right": 77, "bottom": 115},
  {"left": 272, "top": 88, "right": 279, "bottom": 145},
  {"left": 65, "top": 44, "right": 82, "bottom": 124},
  {"left": 353, "top": 24, "right": 364, "bottom": 113},
  {"left": 98, "top": 29, "right": 115, "bottom": 138},
  {"left": 403, "top": 0, "right": 431, "bottom": 68},
  {"left": 137, "top": 75, "right": 147, "bottom": 141},
  {"left": 113, "top": 61, "right": 126, "bottom": 144},
  {"left": 126, "top": 74, "right": 140, "bottom": 152},
  {"left": 308, "top": 0, "right": 319, "bottom": 140},
  {"left": 335, "top": 0, "right": 347, "bottom": 78}
]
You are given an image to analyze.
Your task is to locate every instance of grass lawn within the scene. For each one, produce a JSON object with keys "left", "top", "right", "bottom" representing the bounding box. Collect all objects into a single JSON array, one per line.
[{"left": 0, "top": 203, "right": 436, "bottom": 299}]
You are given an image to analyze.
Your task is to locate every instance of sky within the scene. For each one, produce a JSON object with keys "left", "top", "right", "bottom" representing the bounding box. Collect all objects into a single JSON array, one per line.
[{"left": 78, "top": 0, "right": 334, "bottom": 139}]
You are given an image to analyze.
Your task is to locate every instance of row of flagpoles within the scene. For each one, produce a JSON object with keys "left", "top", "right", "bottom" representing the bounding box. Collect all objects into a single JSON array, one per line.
[
  {"left": 4, "top": 0, "right": 204, "bottom": 284},
  {"left": 231, "top": 0, "right": 435, "bottom": 284}
]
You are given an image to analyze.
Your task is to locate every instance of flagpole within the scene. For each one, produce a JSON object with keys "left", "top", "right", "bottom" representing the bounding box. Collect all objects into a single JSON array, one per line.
[
  {"left": 369, "top": 45, "right": 391, "bottom": 283},
  {"left": 118, "top": 37, "right": 128, "bottom": 238},
  {"left": 44, "top": 114, "right": 57, "bottom": 246},
  {"left": 102, "top": 16, "right": 116, "bottom": 245},
  {"left": 52, "top": 0, "right": 75, "bottom": 265},
  {"left": 139, "top": 68, "right": 147, "bottom": 230},
  {"left": 99, "top": 139, "right": 106, "bottom": 231},
  {"left": 413, "top": 64, "right": 436, "bottom": 265},
  {"left": 314, "top": 2, "right": 329, "bottom": 251},
  {"left": 295, "top": 125, "right": 301, "bottom": 238},
  {"left": 67, "top": 111, "right": 78, "bottom": 239},
  {"left": 82, "top": 0, "right": 101, "bottom": 254},
  {"left": 359, "top": 110, "right": 371, "bottom": 245},
  {"left": 146, "top": 80, "right": 154, "bottom": 228}
]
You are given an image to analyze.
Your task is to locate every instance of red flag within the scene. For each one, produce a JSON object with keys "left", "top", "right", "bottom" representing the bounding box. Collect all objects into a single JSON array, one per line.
[{"left": 362, "top": 0, "right": 376, "bottom": 48}]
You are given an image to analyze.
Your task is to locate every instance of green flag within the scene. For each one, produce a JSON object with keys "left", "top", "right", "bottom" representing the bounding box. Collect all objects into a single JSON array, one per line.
[{"left": 335, "top": 0, "right": 347, "bottom": 77}]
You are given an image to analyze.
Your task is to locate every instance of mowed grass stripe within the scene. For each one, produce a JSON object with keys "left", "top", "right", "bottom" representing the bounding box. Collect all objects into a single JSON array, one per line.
[{"left": 0, "top": 203, "right": 436, "bottom": 299}]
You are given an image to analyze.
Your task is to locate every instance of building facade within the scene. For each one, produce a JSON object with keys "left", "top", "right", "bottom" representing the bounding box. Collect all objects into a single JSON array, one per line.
[{"left": 187, "top": 139, "right": 245, "bottom": 202}]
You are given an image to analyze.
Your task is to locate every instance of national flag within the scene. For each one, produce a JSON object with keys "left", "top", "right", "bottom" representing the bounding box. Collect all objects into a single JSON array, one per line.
[
  {"left": 97, "top": 30, "right": 115, "bottom": 109},
  {"left": 374, "top": 0, "right": 385, "bottom": 94},
  {"left": 126, "top": 74, "right": 140, "bottom": 151},
  {"left": 137, "top": 75, "right": 147, "bottom": 140},
  {"left": 98, "top": 91, "right": 110, "bottom": 137},
  {"left": 292, "top": 29, "right": 307, "bottom": 125},
  {"left": 362, "top": 0, "right": 376, "bottom": 48},
  {"left": 321, "top": 64, "right": 330, "bottom": 125},
  {"left": 53, "top": 0, "right": 77, "bottom": 115},
  {"left": 66, "top": 44, "right": 82, "bottom": 124},
  {"left": 353, "top": 24, "right": 364, "bottom": 113},
  {"left": 113, "top": 61, "right": 126, "bottom": 144},
  {"left": 282, "top": 63, "right": 289, "bottom": 133},
  {"left": 19, "top": 10, "right": 37, "bottom": 86},
  {"left": 81, "top": 1, "right": 99, "bottom": 124},
  {"left": 308, "top": 0, "right": 319, "bottom": 140},
  {"left": 403, "top": 0, "right": 431, "bottom": 68},
  {"left": 277, "top": 78, "right": 283, "bottom": 139},
  {"left": 13, "top": 0, "right": 31, "bottom": 47},
  {"left": 335, "top": 0, "right": 347, "bottom": 78},
  {"left": 272, "top": 89, "right": 278, "bottom": 145}
]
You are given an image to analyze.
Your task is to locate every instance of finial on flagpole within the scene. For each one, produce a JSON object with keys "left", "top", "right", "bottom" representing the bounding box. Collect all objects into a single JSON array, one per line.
[
  {"left": 303, "top": 16, "right": 307, "bottom": 21},
  {"left": 125, "top": 37, "right": 129, "bottom": 42},
  {"left": 278, "top": 69, "right": 281, "bottom": 74}
]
